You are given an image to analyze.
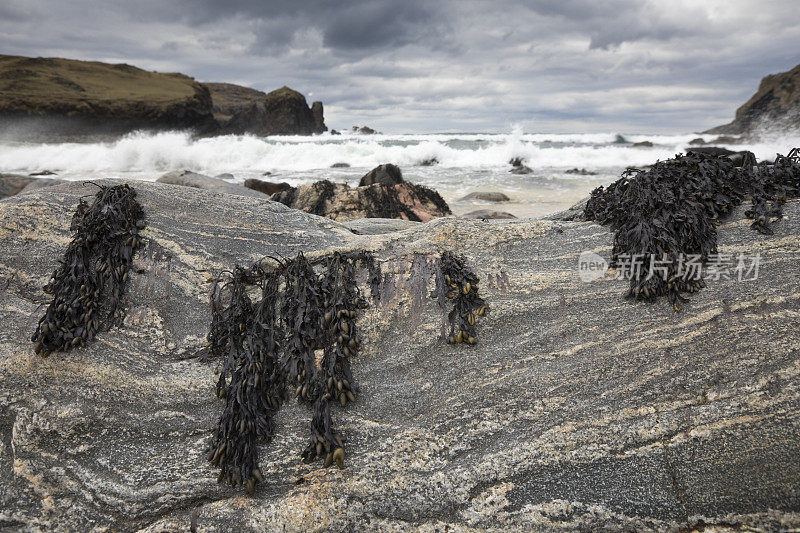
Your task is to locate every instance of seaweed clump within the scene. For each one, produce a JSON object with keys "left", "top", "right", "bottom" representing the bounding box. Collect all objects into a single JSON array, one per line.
[
  {"left": 207, "top": 249, "right": 487, "bottom": 492},
  {"left": 206, "top": 251, "right": 373, "bottom": 493},
  {"left": 31, "top": 183, "right": 145, "bottom": 355},
  {"left": 584, "top": 149, "right": 800, "bottom": 309},
  {"left": 436, "top": 251, "right": 487, "bottom": 345}
]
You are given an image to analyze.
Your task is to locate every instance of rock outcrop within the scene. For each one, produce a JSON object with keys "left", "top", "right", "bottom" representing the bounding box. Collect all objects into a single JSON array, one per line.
[
  {"left": 359, "top": 164, "right": 404, "bottom": 187},
  {"left": 706, "top": 62, "right": 800, "bottom": 135},
  {"left": 204, "top": 83, "right": 326, "bottom": 136},
  {"left": 271, "top": 180, "right": 452, "bottom": 222},
  {"left": 0, "top": 180, "right": 798, "bottom": 531},
  {"left": 0, "top": 54, "right": 217, "bottom": 141},
  {"left": 0, "top": 174, "right": 62, "bottom": 199}
]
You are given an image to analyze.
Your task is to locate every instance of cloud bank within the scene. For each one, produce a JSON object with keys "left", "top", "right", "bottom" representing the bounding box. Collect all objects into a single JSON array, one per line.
[{"left": 1, "top": 0, "right": 799, "bottom": 133}]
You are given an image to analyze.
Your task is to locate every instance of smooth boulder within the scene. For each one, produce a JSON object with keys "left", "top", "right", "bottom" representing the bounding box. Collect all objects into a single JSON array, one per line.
[{"left": 459, "top": 191, "right": 510, "bottom": 202}]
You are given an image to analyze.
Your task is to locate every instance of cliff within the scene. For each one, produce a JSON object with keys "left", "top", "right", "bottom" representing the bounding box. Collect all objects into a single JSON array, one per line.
[
  {"left": 706, "top": 63, "right": 800, "bottom": 135},
  {"left": 0, "top": 180, "right": 798, "bottom": 531},
  {"left": 0, "top": 54, "right": 218, "bottom": 141}
]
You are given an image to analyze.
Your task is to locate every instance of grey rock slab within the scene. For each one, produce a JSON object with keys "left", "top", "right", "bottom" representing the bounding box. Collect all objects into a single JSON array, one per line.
[{"left": 0, "top": 180, "right": 798, "bottom": 531}]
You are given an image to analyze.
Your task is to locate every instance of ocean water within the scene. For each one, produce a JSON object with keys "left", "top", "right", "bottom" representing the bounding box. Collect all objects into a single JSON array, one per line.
[{"left": 2, "top": 128, "right": 799, "bottom": 218}]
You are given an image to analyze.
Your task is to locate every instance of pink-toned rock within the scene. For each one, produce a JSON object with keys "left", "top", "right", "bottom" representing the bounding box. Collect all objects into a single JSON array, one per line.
[{"left": 271, "top": 180, "right": 451, "bottom": 222}]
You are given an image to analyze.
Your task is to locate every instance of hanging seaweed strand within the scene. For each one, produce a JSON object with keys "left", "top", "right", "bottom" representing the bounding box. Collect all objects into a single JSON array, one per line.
[
  {"left": 32, "top": 183, "right": 145, "bottom": 356},
  {"left": 206, "top": 249, "right": 487, "bottom": 493}
]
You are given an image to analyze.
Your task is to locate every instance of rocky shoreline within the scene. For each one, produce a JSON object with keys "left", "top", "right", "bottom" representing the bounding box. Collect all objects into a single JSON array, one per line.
[{"left": 0, "top": 175, "right": 798, "bottom": 531}]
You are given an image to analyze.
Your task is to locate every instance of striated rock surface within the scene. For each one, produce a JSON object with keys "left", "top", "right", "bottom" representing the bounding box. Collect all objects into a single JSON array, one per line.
[
  {"left": 0, "top": 181, "right": 799, "bottom": 531},
  {"left": 706, "top": 62, "right": 800, "bottom": 135},
  {"left": 0, "top": 54, "right": 217, "bottom": 141},
  {"left": 271, "top": 180, "right": 452, "bottom": 222},
  {"left": 156, "top": 170, "right": 268, "bottom": 198}
]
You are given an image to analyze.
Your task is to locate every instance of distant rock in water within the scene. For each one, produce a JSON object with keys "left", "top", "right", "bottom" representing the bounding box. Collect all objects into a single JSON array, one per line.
[
  {"left": 352, "top": 125, "right": 378, "bottom": 134},
  {"left": 689, "top": 138, "right": 706, "bottom": 145},
  {"left": 419, "top": 157, "right": 439, "bottom": 166},
  {"left": 565, "top": 168, "right": 597, "bottom": 175},
  {"left": 459, "top": 192, "right": 510, "bottom": 202},
  {"left": 29, "top": 170, "right": 57, "bottom": 176},
  {"left": 243, "top": 178, "right": 292, "bottom": 196},
  {"left": 206, "top": 83, "right": 326, "bottom": 136},
  {"left": 359, "top": 164, "right": 404, "bottom": 186},
  {"left": 614, "top": 134, "right": 629, "bottom": 144},
  {"left": 509, "top": 157, "right": 526, "bottom": 167},
  {"left": 461, "top": 209, "right": 516, "bottom": 219},
  {"left": 633, "top": 141, "right": 653, "bottom": 147},
  {"left": 271, "top": 180, "right": 451, "bottom": 222},
  {"left": 509, "top": 165, "right": 533, "bottom": 174},
  {"left": 0, "top": 54, "right": 218, "bottom": 141},
  {"left": 331, "top": 162, "right": 350, "bottom": 168},
  {"left": 705, "top": 62, "right": 800, "bottom": 135}
]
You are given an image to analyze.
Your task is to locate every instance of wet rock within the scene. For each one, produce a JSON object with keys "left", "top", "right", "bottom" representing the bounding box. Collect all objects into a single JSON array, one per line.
[
  {"left": 352, "top": 125, "right": 377, "bottom": 134},
  {"left": 243, "top": 177, "right": 292, "bottom": 196},
  {"left": 633, "top": 141, "right": 654, "bottom": 147},
  {"left": 461, "top": 209, "right": 517, "bottom": 219},
  {"left": 565, "top": 168, "right": 597, "bottom": 175},
  {"left": 331, "top": 162, "right": 350, "bottom": 168},
  {"left": 330, "top": 129, "right": 341, "bottom": 135},
  {"left": 272, "top": 179, "right": 451, "bottom": 222},
  {"left": 509, "top": 165, "right": 534, "bottom": 174},
  {"left": 28, "top": 170, "right": 57, "bottom": 176},
  {"left": 419, "top": 158, "right": 439, "bottom": 166},
  {"left": 459, "top": 192, "right": 510, "bottom": 202},
  {"left": 156, "top": 170, "right": 268, "bottom": 198},
  {"left": 688, "top": 138, "right": 706, "bottom": 145},
  {"left": 359, "top": 164, "right": 404, "bottom": 187},
  {"left": 0, "top": 180, "right": 797, "bottom": 531},
  {"left": 0, "top": 173, "right": 34, "bottom": 199}
]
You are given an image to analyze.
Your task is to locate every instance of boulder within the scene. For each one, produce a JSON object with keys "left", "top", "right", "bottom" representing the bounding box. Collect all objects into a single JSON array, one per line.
[
  {"left": 359, "top": 164, "right": 404, "bottom": 186},
  {"left": 0, "top": 180, "right": 798, "bottom": 531},
  {"left": 272, "top": 180, "right": 451, "bottom": 222},
  {"left": 0, "top": 174, "right": 35, "bottom": 199},
  {"left": 352, "top": 126, "right": 377, "bottom": 134},
  {"left": 331, "top": 162, "right": 350, "bottom": 168},
  {"left": 509, "top": 165, "right": 534, "bottom": 174},
  {"left": 633, "top": 141, "right": 654, "bottom": 147},
  {"left": 705, "top": 62, "right": 800, "bottom": 135},
  {"left": 0, "top": 54, "right": 217, "bottom": 141},
  {"left": 688, "top": 138, "right": 706, "bottom": 145},
  {"left": 156, "top": 170, "right": 268, "bottom": 198},
  {"left": 461, "top": 209, "right": 517, "bottom": 219},
  {"left": 243, "top": 177, "right": 292, "bottom": 196},
  {"left": 419, "top": 158, "right": 439, "bottom": 166},
  {"left": 459, "top": 192, "right": 510, "bottom": 202}
]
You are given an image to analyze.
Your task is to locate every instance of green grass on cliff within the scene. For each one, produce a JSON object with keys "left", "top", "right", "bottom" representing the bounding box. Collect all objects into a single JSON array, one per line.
[{"left": 0, "top": 54, "right": 201, "bottom": 112}]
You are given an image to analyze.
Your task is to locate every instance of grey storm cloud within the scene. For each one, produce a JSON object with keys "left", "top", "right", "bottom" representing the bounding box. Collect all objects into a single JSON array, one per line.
[{"left": 1, "top": 0, "right": 799, "bottom": 132}]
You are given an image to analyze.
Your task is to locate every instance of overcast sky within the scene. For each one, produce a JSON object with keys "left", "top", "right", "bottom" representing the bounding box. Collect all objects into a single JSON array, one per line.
[{"left": 2, "top": 0, "right": 799, "bottom": 133}]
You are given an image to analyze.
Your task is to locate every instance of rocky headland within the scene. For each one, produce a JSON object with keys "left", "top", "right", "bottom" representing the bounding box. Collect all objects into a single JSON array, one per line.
[
  {"left": 706, "top": 62, "right": 800, "bottom": 136},
  {"left": 0, "top": 54, "right": 327, "bottom": 141},
  {"left": 0, "top": 176, "right": 798, "bottom": 531}
]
